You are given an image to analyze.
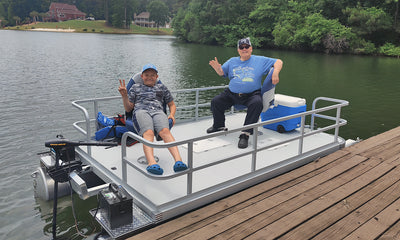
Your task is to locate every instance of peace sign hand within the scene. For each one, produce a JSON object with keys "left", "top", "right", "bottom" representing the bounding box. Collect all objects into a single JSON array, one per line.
[{"left": 118, "top": 79, "right": 128, "bottom": 97}]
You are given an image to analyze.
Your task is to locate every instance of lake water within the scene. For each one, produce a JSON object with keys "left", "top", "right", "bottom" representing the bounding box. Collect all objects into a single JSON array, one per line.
[{"left": 0, "top": 30, "right": 399, "bottom": 239}]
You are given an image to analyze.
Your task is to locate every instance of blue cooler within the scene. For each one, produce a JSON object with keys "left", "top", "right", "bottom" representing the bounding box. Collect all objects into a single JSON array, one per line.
[{"left": 261, "top": 94, "right": 306, "bottom": 133}]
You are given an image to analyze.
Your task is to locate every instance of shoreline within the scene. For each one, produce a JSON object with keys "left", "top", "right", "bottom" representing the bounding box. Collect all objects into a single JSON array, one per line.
[
  {"left": 2, "top": 20, "right": 173, "bottom": 35},
  {"left": 29, "top": 27, "right": 76, "bottom": 32}
]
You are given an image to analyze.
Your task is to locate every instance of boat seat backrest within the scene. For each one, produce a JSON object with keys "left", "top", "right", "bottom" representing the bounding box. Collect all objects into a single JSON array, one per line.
[
  {"left": 126, "top": 72, "right": 144, "bottom": 91},
  {"left": 234, "top": 67, "right": 276, "bottom": 112}
]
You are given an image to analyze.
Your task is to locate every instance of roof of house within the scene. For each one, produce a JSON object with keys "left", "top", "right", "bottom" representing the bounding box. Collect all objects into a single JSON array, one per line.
[
  {"left": 49, "top": 2, "right": 86, "bottom": 16},
  {"left": 135, "top": 12, "right": 150, "bottom": 18}
]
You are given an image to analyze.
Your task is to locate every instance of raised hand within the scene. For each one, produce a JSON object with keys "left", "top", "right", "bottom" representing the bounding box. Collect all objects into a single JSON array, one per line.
[
  {"left": 118, "top": 79, "right": 128, "bottom": 96},
  {"left": 209, "top": 57, "right": 224, "bottom": 76}
]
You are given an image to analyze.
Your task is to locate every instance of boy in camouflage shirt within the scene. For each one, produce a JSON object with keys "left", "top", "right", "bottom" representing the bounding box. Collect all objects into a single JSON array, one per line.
[{"left": 118, "top": 63, "right": 187, "bottom": 175}]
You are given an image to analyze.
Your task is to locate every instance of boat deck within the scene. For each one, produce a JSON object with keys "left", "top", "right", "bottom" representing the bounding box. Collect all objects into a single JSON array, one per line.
[
  {"left": 79, "top": 112, "right": 340, "bottom": 207},
  {"left": 71, "top": 92, "right": 348, "bottom": 238},
  {"left": 127, "top": 126, "right": 400, "bottom": 240}
]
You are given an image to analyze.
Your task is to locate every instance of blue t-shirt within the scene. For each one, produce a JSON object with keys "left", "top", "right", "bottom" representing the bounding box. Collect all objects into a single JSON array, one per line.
[{"left": 221, "top": 55, "right": 276, "bottom": 93}]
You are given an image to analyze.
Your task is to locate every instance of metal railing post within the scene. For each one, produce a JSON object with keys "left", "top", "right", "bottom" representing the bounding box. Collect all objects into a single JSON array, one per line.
[
  {"left": 187, "top": 142, "right": 194, "bottom": 194},
  {"left": 195, "top": 90, "right": 199, "bottom": 120},
  {"left": 121, "top": 133, "right": 128, "bottom": 183},
  {"left": 252, "top": 126, "right": 258, "bottom": 172},
  {"left": 298, "top": 115, "right": 306, "bottom": 155},
  {"left": 334, "top": 107, "right": 341, "bottom": 142}
]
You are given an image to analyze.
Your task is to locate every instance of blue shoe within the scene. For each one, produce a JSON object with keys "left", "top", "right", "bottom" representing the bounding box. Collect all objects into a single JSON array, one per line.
[
  {"left": 173, "top": 161, "right": 188, "bottom": 172},
  {"left": 147, "top": 164, "right": 163, "bottom": 175},
  {"left": 97, "top": 112, "right": 115, "bottom": 127}
]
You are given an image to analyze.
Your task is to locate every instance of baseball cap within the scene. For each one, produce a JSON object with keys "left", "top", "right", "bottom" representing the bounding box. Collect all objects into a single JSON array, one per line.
[
  {"left": 142, "top": 63, "right": 158, "bottom": 73},
  {"left": 237, "top": 37, "right": 252, "bottom": 47}
]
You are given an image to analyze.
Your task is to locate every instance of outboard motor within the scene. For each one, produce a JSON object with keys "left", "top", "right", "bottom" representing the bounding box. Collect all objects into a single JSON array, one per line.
[{"left": 40, "top": 135, "right": 117, "bottom": 240}]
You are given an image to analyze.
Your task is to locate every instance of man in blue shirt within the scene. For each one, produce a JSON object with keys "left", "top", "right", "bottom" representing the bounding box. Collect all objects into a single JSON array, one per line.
[{"left": 208, "top": 37, "right": 283, "bottom": 148}]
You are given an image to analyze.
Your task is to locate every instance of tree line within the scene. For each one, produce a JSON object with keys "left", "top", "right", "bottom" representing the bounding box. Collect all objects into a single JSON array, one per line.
[
  {"left": 1, "top": 0, "right": 399, "bottom": 56},
  {"left": 171, "top": 0, "right": 400, "bottom": 56},
  {"left": 0, "top": 0, "right": 173, "bottom": 29}
]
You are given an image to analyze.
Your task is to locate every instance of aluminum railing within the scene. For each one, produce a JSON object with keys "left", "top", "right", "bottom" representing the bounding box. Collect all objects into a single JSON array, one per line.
[
  {"left": 72, "top": 87, "right": 348, "bottom": 196},
  {"left": 120, "top": 98, "right": 348, "bottom": 191},
  {"left": 72, "top": 86, "right": 226, "bottom": 154}
]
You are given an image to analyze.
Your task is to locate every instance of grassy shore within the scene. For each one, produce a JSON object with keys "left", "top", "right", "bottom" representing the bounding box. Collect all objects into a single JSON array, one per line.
[{"left": 4, "top": 20, "right": 173, "bottom": 35}]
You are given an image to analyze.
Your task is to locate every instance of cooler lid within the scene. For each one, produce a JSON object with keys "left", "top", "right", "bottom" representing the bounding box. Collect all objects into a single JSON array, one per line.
[{"left": 274, "top": 94, "right": 306, "bottom": 107}]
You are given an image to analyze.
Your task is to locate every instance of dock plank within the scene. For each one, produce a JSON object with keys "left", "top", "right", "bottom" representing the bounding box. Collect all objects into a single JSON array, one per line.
[
  {"left": 128, "top": 126, "right": 400, "bottom": 240},
  {"left": 343, "top": 197, "right": 400, "bottom": 240},
  {"left": 283, "top": 160, "right": 400, "bottom": 240},
  {"left": 129, "top": 149, "right": 351, "bottom": 240},
  {"left": 181, "top": 155, "right": 370, "bottom": 240},
  {"left": 244, "top": 160, "right": 395, "bottom": 240},
  {"left": 216, "top": 157, "right": 383, "bottom": 240}
]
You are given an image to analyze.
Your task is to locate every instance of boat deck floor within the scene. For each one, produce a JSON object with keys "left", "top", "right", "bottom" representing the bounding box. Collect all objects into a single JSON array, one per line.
[
  {"left": 80, "top": 113, "right": 338, "bottom": 206},
  {"left": 126, "top": 126, "right": 400, "bottom": 240}
]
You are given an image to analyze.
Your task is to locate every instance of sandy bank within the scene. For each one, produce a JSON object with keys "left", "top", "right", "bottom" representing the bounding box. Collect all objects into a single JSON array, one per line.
[{"left": 29, "top": 28, "right": 76, "bottom": 32}]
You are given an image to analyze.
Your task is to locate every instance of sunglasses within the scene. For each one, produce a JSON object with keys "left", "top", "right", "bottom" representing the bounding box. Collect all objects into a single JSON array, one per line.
[{"left": 239, "top": 45, "right": 250, "bottom": 50}]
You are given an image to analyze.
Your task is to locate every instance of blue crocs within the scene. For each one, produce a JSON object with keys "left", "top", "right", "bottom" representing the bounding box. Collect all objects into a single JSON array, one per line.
[
  {"left": 173, "top": 161, "right": 188, "bottom": 172},
  {"left": 146, "top": 164, "right": 163, "bottom": 175}
]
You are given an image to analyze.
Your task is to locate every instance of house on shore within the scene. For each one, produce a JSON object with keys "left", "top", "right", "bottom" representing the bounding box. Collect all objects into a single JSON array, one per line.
[
  {"left": 133, "top": 12, "right": 171, "bottom": 28},
  {"left": 46, "top": 3, "right": 86, "bottom": 22},
  {"left": 134, "top": 12, "right": 156, "bottom": 28}
]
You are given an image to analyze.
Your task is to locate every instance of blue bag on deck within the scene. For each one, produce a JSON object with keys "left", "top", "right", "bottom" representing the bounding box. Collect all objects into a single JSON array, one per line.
[{"left": 95, "top": 125, "right": 128, "bottom": 141}]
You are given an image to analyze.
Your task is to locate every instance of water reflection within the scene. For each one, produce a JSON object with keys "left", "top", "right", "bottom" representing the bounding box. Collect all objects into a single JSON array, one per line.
[{"left": 35, "top": 195, "right": 99, "bottom": 239}]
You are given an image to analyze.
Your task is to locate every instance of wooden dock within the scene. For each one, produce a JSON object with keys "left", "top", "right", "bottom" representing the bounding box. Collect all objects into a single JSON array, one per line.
[{"left": 128, "top": 126, "right": 400, "bottom": 240}]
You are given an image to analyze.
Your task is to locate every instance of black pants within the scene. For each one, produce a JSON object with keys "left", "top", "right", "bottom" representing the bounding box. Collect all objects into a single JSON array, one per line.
[{"left": 210, "top": 89, "right": 263, "bottom": 134}]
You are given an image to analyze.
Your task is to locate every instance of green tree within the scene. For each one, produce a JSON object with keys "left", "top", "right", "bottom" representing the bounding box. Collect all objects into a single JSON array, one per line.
[
  {"left": 108, "top": 0, "right": 136, "bottom": 28},
  {"left": 77, "top": 0, "right": 105, "bottom": 20},
  {"left": 104, "top": 0, "right": 109, "bottom": 23},
  {"left": 343, "top": 6, "right": 393, "bottom": 45},
  {"left": 393, "top": 0, "right": 399, "bottom": 29},
  {"left": 270, "top": 1, "right": 317, "bottom": 49},
  {"left": 110, "top": 0, "right": 125, "bottom": 27},
  {"left": 0, "top": 2, "right": 6, "bottom": 19},
  {"left": 314, "top": 0, "right": 355, "bottom": 22},
  {"left": 39, "top": 12, "right": 47, "bottom": 22},
  {"left": 147, "top": 0, "right": 169, "bottom": 31},
  {"left": 249, "top": 0, "right": 288, "bottom": 47},
  {"left": 29, "top": 10, "right": 38, "bottom": 23},
  {"left": 171, "top": 8, "right": 186, "bottom": 40},
  {"left": 171, "top": 0, "right": 255, "bottom": 46},
  {"left": 344, "top": 6, "right": 392, "bottom": 35},
  {"left": 301, "top": 13, "right": 355, "bottom": 53},
  {"left": 40, "top": 0, "right": 51, "bottom": 12},
  {"left": 13, "top": 15, "right": 20, "bottom": 25},
  {"left": 273, "top": 11, "right": 355, "bottom": 53},
  {"left": 379, "top": 43, "right": 400, "bottom": 57}
]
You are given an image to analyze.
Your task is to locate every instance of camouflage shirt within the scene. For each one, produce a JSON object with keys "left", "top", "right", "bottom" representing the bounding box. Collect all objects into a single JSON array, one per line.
[{"left": 128, "top": 83, "right": 174, "bottom": 113}]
